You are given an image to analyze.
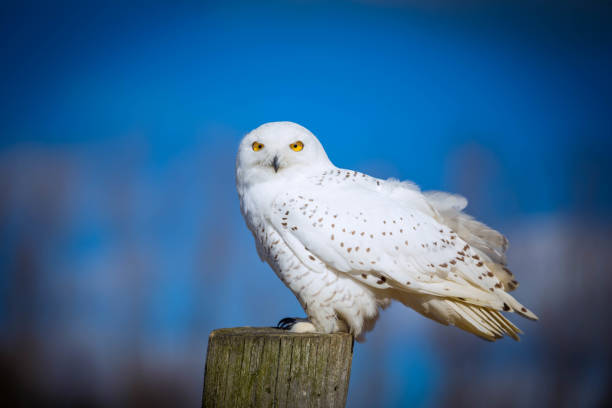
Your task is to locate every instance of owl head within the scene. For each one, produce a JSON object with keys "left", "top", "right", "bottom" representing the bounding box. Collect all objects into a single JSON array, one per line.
[{"left": 236, "top": 122, "right": 332, "bottom": 187}]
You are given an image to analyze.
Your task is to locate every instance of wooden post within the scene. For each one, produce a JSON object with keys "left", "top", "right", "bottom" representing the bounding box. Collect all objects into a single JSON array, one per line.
[{"left": 202, "top": 327, "right": 354, "bottom": 408}]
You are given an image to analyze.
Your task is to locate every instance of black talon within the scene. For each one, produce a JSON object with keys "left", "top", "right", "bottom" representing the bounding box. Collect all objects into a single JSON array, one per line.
[
  {"left": 276, "top": 317, "right": 311, "bottom": 330},
  {"left": 277, "top": 317, "right": 297, "bottom": 330}
]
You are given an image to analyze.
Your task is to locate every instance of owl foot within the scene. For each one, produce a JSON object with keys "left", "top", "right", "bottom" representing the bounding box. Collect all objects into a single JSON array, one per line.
[{"left": 277, "top": 317, "right": 317, "bottom": 333}]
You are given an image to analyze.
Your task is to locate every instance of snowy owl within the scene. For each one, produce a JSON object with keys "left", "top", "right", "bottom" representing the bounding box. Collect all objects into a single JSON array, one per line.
[{"left": 236, "top": 121, "right": 537, "bottom": 341}]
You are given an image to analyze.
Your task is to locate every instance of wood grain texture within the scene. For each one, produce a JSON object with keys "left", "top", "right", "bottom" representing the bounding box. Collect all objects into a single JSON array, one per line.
[{"left": 202, "top": 327, "right": 354, "bottom": 408}]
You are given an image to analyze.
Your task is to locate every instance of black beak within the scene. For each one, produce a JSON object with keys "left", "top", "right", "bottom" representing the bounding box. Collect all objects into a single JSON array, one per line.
[{"left": 272, "top": 155, "right": 280, "bottom": 173}]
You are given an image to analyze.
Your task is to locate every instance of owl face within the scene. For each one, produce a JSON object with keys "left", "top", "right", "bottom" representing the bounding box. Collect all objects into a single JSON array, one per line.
[{"left": 236, "top": 122, "right": 331, "bottom": 183}]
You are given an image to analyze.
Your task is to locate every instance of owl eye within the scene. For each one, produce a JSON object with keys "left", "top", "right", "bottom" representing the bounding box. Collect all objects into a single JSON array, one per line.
[
  {"left": 290, "top": 141, "right": 304, "bottom": 152},
  {"left": 252, "top": 142, "right": 264, "bottom": 151}
]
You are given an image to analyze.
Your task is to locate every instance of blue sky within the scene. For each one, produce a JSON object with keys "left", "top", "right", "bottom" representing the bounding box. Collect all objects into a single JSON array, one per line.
[
  {"left": 1, "top": 1, "right": 611, "bottom": 406},
  {"left": 2, "top": 1, "right": 611, "bottom": 217}
]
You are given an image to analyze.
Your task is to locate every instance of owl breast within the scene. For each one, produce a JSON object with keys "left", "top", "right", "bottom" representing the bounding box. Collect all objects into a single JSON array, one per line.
[{"left": 250, "top": 217, "right": 387, "bottom": 336}]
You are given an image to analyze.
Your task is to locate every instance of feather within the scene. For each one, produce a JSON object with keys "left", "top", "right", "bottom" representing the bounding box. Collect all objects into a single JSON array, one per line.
[
  {"left": 237, "top": 121, "right": 538, "bottom": 340},
  {"left": 425, "top": 191, "right": 508, "bottom": 264}
]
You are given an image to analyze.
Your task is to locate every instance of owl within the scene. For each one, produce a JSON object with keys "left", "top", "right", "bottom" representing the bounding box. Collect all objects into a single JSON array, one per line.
[{"left": 236, "top": 121, "right": 537, "bottom": 341}]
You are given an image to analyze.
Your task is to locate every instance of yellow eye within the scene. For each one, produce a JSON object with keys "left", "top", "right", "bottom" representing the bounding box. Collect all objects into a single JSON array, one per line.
[
  {"left": 252, "top": 142, "right": 264, "bottom": 151},
  {"left": 290, "top": 141, "right": 304, "bottom": 151}
]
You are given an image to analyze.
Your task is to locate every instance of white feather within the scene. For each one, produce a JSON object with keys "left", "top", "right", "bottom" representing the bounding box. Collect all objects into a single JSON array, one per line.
[{"left": 236, "top": 121, "right": 537, "bottom": 341}]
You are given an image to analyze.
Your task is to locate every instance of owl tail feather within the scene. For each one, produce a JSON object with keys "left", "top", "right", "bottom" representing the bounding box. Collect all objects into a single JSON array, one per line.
[
  {"left": 399, "top": 294, "right": 523, "bottom": 341},
  {"left": 444, "top": 300, "right": 522, "bottom": 341}
]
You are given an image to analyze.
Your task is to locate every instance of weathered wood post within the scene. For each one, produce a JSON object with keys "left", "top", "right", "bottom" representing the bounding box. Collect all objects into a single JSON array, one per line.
[{"left": 202, "top": 327, "right": 354, "bottom": 408}]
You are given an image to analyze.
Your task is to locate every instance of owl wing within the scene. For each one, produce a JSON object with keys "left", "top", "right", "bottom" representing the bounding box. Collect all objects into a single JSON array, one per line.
[{"left": 268, "top": 173, "right": 537, "bottom": 321}]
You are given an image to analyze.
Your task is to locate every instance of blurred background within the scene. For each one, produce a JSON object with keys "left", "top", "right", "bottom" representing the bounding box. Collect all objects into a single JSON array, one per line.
[{"left": 1, "top": 1, "right": 611, "bottom": 407}]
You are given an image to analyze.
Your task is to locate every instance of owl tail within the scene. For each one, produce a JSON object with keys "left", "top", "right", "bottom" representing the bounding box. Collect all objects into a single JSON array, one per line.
[
  {"left": 443, "top": 300, "right": 522, "bottom": 341},
  {"left": 400, "top": 294, "right": 523, "bottom": 341}
]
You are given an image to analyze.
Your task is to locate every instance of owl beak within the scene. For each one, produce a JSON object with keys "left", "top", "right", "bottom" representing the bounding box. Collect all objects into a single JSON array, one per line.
[{"left": 272, "top": 155, "right": 280, "bottom": 173}]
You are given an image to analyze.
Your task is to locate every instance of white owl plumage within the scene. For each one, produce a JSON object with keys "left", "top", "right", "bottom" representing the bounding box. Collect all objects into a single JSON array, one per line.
[{"left": 236, "top": 121, "right": 537, "bottom": 341}]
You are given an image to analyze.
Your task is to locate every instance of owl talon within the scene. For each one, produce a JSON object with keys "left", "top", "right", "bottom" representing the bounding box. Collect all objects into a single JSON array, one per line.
[
  {"left": 276, "top": 317, "right": 316, "bottom": 333},
  {"left": 277, "top": 317, "right": 298, "bottom": 330}
]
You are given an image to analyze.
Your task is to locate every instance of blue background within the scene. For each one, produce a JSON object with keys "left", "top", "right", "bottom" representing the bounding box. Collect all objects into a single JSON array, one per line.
[{"left": 1, "top": 1, "right": 611, "bottom": 407}]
